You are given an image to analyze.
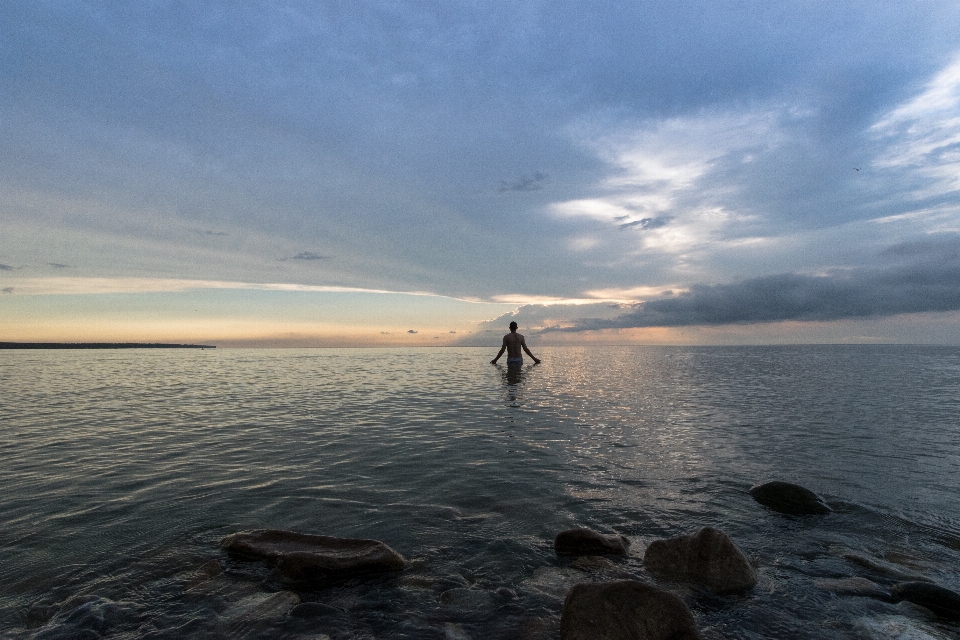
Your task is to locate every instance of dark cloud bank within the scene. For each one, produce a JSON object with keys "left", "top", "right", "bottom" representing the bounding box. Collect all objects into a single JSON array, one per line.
[{"left": 550, "top": 237, "right": 960, "bottom": 331}]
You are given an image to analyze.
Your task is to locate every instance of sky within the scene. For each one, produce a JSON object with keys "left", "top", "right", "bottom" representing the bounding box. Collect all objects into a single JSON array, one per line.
[{"left": 3, "top": 1, "right": 960, "bottom": 346}]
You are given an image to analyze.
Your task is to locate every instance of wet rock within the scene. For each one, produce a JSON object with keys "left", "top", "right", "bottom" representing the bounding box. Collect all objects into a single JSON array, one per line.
[
  {"left": 220, "top": 529, "right": 405, "bottom": 583},
  {"left": 555, "top": 529, "right": 630, "bottom": 556},
  {"left": 571, "top": 555, "right": 615, "bottom": 572},
  {"left": 520, "top": 616, "right": 560, "bottom": 640},
  {"left": 840, "top": 550, "right": 930, "bottom": 582},
  {"left": 186, "top": 558, "right": 224, "bottom": 589},
  {"left": 438, "top": 587, "right": 497, "bottom": 610},
  {"left": 33, "top": 596, "right": 133, "bottom": 640},
  {"left": 814, "top": 577, "right": 891, "bottom": 599},
  {"left": 854, "top": 614, "right": 954, "bottom": 639},
  {"left": 749, "top": 481, "right": 831, "bottom": 515},
  {"left": 444, "top": 622, "right": 472, "bottom": 639},
  {"left": 560, "top": 580, "right": 701, "bottom": 640},
  {"left": 643, "top": 527, "right": 757, "bottom": 594},
  {"left": 521, "top": 567, "right": 583, "bottom": 601},
  {"left": 221, "top": 591, "right": 300, "bottom": 637},
  {"left": 891, "top": 582, "right": 960, "bottom": 620},
  {"left": 290, "top": 602, "right": 344, "bottom": 618}
]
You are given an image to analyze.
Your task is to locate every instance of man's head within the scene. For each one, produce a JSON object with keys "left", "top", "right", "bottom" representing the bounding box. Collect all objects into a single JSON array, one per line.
[{"left": 509, "top": 321, "right": 518, "bottom": 331}]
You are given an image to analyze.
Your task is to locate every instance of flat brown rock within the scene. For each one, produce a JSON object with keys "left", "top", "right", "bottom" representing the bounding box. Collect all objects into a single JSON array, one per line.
[
  {"left": 555, "top": 529, "right": 630, "bottom": 556},
  {"left": 561, "top": 580, "right": 701, "bottom": 640},
  {"left": 643, "top": 527, "right": 756, "bottom": 594},
  {"left": 220, "top": 529, "right": 405, "bottom": 583}
]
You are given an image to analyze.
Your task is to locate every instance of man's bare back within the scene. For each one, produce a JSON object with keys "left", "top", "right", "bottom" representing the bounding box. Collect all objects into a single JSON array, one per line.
[{"left": 491, "top": 322, "right": 541, "bottom": 365}]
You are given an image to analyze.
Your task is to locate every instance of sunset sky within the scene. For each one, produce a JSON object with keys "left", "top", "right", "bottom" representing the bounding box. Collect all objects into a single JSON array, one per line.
[{"left": 3, "top": 2, "right": 960, "bottom": 346}]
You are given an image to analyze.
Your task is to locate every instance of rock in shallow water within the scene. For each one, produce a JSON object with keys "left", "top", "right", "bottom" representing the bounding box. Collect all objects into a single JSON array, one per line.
[
  {"left": 643, "top": 527, "right": 757, "bottom": 594},
  {"left": 749, "top": 481, "right": 831, "bottom": 515},
  {"left": 219, "top": 529, "right": 405, "bottom": 584},
  {"left": 555, "top": 529, "right": 630, "bottom": 556},
  {"left": 814, "top": 577, "right": 892, "bottom": 600},
  {"left": 560, "top": 580, "right": 701, "bottom": 640},
  {"left": 891, "top": 582, "right": 960, "bottom": 620}
]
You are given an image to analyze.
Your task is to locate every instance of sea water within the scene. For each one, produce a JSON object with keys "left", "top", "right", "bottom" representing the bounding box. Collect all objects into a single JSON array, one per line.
[{"left": 2, "top": 346, "right": 959, "bottom": 639}]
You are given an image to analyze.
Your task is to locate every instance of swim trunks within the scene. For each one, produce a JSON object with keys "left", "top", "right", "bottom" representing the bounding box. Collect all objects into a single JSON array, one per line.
[{"left": 506, "top": 357, "right": 523, "bottom": 366}]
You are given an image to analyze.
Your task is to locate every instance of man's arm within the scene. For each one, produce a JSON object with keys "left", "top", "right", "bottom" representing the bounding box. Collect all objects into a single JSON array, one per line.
[
  {"left": 520, "top": 337, "right": 541, "bottom": 364},
  {"left": 491, "top": 338, "right": 507, "bottom": 364}
]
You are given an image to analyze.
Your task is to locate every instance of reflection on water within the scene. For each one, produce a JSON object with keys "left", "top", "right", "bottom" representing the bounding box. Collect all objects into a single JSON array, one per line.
[
  {"left": 1, "top": 346, "right": 960, "bottom": 639},
  {"left": 495, "top": 360, "right": 537, "bottom": 399}
]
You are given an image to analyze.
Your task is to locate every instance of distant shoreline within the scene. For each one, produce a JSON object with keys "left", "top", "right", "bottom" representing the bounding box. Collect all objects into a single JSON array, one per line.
[{"left": 0, "top": 343, "right": 216, "bottom": 349}]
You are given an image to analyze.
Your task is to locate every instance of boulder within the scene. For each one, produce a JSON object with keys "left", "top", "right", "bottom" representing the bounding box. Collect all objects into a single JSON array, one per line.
[
  {"left": 891, "top": 582, "right": 960, "bottom": 620},
  {"left": 555, "top": 529, "right": 630, "bottom": 556},
  {"left": 643, "top": 527, "right": 757, "bottom": 594},
  {"left": 220, "top": 529, "right": 404, "bottom": 583},
  {"left": 749, "top": 481, "right": 831, "bottom": 515},
  {"left": 560, "top": 580, "right": 701, "bottom": 640}
]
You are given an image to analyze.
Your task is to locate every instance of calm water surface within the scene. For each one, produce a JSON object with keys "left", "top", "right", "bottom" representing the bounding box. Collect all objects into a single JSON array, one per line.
[{"left": 2, "top": 346, "right": 960, "bottom": 639}]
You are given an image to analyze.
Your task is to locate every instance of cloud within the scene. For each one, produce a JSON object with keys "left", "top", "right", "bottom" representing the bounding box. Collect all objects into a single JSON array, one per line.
[
  {"left": 282, "top": 252, "right": 331, "bottom": 261},
  {"left": 618, "top": 216, "right": 672, "bottom": 231},
  {"left": 0, "top": 264, "right": 14, "bottom": 271},
  {"left": 48, "top": 263, "right": 70, "bottom": 269},
  {"left": 407, "top": 329, "right": 418, "bottom": 334},
  {"left": 550, "top": 236, "right": 960, "bottom": 330},
  {"left": 1, "top": 287, "right": 12, "bottom": 294},
  {"left": 498, "top": 172, "right": 548, "bottom": 193}
]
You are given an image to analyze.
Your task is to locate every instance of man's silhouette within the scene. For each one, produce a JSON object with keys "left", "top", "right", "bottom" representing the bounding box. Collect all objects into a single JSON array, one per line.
[{"left": 491, "top": 321, "right": 541, "bottom": 366}]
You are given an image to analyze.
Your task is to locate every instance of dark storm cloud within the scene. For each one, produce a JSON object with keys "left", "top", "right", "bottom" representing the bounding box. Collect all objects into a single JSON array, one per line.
[
  {"left": 498, "top": 172, "right": 548, "bottom": 193},
  {"left": 552, "top": 238, "right": 960, "bottom": 330}
]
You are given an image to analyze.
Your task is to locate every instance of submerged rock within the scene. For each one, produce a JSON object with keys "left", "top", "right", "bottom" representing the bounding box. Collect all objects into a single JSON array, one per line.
[
  {"left": 560, "top": 580, "right": 701, "bottom": 640},
  {"left": 571, "top": 555, "right": 615, "bottom": 572},
  {"left": 643, "top": 527, "right": 757, "bottom": 594},
  {"left": 290, "top": 602, "right": 344, "bottom": 618},
  {"left": 33, "top": 595, "right": 134, "bottom": 640},
  {"left": 840, "top": 551, "right": 930, "bottom": 582},
  {"left": 891, "top": 582, "right": 960, "bottom": 620},
  {"left": 555, "top": 529, "right": 630, "bottom": 556},
  {"left": 220, "top": 529, "right": 405, "bottom": 584},
  {"left": 749, "top": 481, "right": 831, "bottom": 515},
  {"left": 814, "top": 577, "right": 891, "bottom": 599}
]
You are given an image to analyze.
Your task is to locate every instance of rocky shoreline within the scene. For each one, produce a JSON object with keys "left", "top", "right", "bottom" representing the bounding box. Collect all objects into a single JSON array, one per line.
[{"left": 26, "top": 481, "right": 960, "bottom": 639}]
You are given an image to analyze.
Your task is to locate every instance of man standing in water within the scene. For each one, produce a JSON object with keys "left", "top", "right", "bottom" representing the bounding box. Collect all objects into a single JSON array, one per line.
[{"left": 491, "top": 321, "right": 541, "bottom": 366}]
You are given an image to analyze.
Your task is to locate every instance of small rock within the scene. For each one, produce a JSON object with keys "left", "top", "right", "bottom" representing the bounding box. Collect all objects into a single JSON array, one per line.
[
  {"left": 438, "top": 587, "right": 496, "bottom": 609},
  {"left": 891, "top": 582, "right": 960, "bottom": 620},
  {"left": 841, "top": 551, "right": 929, "bottom": 582},
  {"left": 220, "top": 529, "right": 405, "bottom": 584},
  {"left": 555, "top": 529, "right": 630, "bottom": 556},
  {"left": 222, "top": 591, "right": 300, "bottom": 623},
  {"left": 571, "top": 556, "right": 615, "bottom": 572},
  {"left": 186, "top": 558, "right": 224, "bottom": 589},
  {"left": 643, "top": 527, "right": 757, "bottom": 594},
  {"left": 290, "top": 602, "right": 344, "bottom": 618},
  {"left": 749, "top": 481, "right": 831, "bottom": 515},
  {"left": 560, "top": 580, "right": 701, "bottom": 640},
  {"left": 814, "top": 577, "right": 891, "bottom": 599},
  {"left": 521, "top": 567, "right": 582, "bottom": 601},
  {"left": 444, "top": 622, "right": 472, "bottom": 640},
  {"left": 854, "top": 614, "right": 954, "bottom": 639}
]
